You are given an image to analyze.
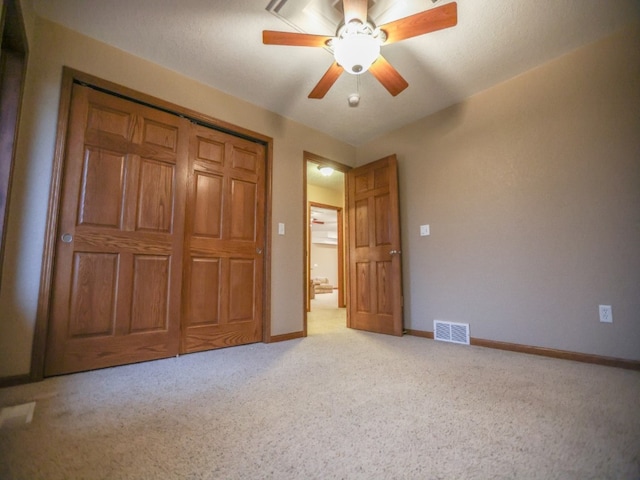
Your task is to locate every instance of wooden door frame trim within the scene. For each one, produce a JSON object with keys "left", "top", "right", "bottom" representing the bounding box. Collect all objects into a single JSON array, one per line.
[
  {"left": 0, "top": 0, "right": 29, "bottom": 294},
  {"left": 31, "top": 67, "right": 273, "bottom": 381},
  {"left": 303, "top": 151, "right": 350, "bottom": 337}
]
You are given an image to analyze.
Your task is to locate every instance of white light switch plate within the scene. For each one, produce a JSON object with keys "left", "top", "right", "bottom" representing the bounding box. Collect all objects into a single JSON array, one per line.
[
  {"left": 420, "top": 224, "right": 430, "bottom": 236},
  {"left": 278, "top": 223, "right": 285, "bottom": 235}
]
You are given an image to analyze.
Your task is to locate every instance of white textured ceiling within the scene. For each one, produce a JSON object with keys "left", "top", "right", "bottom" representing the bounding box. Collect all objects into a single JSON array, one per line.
[{"left": 31, "top": 0, "right": 640, "bottom": 146}]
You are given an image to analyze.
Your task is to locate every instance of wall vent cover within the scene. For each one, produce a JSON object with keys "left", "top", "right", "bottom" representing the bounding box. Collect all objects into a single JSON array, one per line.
[{"left": 433, "top": 320, "right": 470, "bottom": 345}]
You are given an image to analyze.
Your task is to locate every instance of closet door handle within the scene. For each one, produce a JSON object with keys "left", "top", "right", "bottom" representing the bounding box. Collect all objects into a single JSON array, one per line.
[
  {"left": 61, "top": 233, "right": 73, "bottom": 243},
  {"left": 256, "top": 248, "right": 262, "bottom": 254}
]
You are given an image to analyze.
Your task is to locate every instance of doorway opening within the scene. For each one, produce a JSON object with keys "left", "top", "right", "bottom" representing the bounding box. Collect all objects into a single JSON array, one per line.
[
  {"left": 303, "top": 153, "right": 404, "bottom": 338},
  {"left": 309, "top": 203, "right": 342, "bottom": 305},
  {"left": 303, "top": 152, "right": 349, "bottom": 336}
]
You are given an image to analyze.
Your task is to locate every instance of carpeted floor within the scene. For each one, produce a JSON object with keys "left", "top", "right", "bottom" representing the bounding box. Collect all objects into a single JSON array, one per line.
[{"left": 1, "top": 295, "right": 639, "bottom": 479}]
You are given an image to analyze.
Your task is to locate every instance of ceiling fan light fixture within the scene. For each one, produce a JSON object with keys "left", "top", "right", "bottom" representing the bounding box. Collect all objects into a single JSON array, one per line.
[
  {"left": 333, "top": 23, "right": 380, "bottom": 75},
  {"left": 264, "top": 2, "right": 458, "bottom": 100},
  {"left": 318, "top": 166, "right": 334, "bottom": 176}
]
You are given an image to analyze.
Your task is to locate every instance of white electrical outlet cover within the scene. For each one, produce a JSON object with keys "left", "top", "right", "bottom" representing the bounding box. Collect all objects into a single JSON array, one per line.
[{"left": 599, "top": 305, "right": 613, "bottom": 323}]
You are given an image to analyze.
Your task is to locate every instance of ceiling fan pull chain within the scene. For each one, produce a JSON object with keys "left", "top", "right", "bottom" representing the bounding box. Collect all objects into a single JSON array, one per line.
[{"left": 348, "top": 74, "right": 361, "bottom": 107}]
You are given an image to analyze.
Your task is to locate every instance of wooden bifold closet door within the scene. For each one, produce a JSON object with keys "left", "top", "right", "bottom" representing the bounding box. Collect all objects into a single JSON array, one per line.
[{"left": 44, "top": 84, "right": 265, "bottom": 376}]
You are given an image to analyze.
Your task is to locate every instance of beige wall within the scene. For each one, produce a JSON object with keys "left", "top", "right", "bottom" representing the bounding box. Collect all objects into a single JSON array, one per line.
[
  {"left": 308, "top": 184, "right": 344, "bottom": 208},
  {"left": 358, "top": 23, "right": 640, "bottom": 360},
  {"left": 16, "top": 0, "right": 35, "bottom": 42},
  {"left": 310, "top": 244, "right": 338, "bottom": 287},
  {"left": 0, "top": 16, "right": 356, "bottom": 377}
]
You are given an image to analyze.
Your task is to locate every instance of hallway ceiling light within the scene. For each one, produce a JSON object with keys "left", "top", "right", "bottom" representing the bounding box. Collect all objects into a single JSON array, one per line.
[{"left": 318, "top": 166, "right": 334, "bottom": 176}]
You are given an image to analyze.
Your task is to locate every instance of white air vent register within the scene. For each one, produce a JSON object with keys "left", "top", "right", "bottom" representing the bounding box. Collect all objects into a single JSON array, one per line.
[{"left": 433, "top": 320, "right": 470, "bottom": 345}]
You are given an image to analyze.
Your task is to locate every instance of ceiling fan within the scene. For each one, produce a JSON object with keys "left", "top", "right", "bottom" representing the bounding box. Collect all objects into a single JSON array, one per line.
[{"left": 263, "top": 0, "right": 457, "bottom": 99}]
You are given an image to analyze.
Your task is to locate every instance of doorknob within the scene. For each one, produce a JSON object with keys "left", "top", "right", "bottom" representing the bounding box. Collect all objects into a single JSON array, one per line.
[
  {"left": 256, "top": 248, "right": 262, "bottom": 254},
  {"left": 61, "top": 233, "right": 73, "bottom": 243},
  {"left": 390, "top": 249, "right": 402, "bottom": 255}
]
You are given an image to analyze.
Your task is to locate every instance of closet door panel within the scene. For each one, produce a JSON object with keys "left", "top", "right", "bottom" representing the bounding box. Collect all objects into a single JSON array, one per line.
[
  {"left": 45, "top": 85, "right": 189, "bottom": 376},
  {"left": 182, "top": 125, "right": 265, "bottom": 353}
]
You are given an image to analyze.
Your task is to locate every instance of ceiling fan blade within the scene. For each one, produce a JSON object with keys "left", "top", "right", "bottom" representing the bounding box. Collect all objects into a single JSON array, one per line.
[
  {"left": 379, "top": 2, "right": 457, "bottom": 45},
  {"left": 309, "top": 62, "right": 344, "bottom": 99},
  {"left": 369, "top": 56, "right": 409, "bottom": 96},
  {"left": 342, "top": 0, "right": 369, "bottom": 24},
  {"left": 263, "top": 30, "right": 333, "bottom": 47}
]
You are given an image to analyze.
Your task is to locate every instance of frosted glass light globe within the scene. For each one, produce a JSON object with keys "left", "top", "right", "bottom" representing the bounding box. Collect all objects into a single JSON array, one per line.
[{"left": 334, "top": 33, "right": 380, "bottom": 74}]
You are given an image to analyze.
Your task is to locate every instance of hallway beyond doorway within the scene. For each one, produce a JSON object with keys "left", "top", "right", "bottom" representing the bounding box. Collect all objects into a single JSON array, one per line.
[{"left": 308, "top": 290, "right": 346, "bottom": 335}]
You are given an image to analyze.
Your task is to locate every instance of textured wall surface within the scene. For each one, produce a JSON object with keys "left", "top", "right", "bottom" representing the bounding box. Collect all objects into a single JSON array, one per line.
[{"left": 357, "top": 23, "right": 640, "bottom": 359}]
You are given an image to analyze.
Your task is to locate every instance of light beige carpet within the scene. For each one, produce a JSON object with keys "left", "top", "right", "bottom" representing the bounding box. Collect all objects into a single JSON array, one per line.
[{"left": 1, "top": 298, "right": 639, "bottom": 479}]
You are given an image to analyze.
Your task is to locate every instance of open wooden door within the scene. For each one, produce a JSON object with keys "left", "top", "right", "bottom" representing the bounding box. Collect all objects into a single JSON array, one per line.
[{"left": 346, "top": 154, "right": 403, "bottom": 336}]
